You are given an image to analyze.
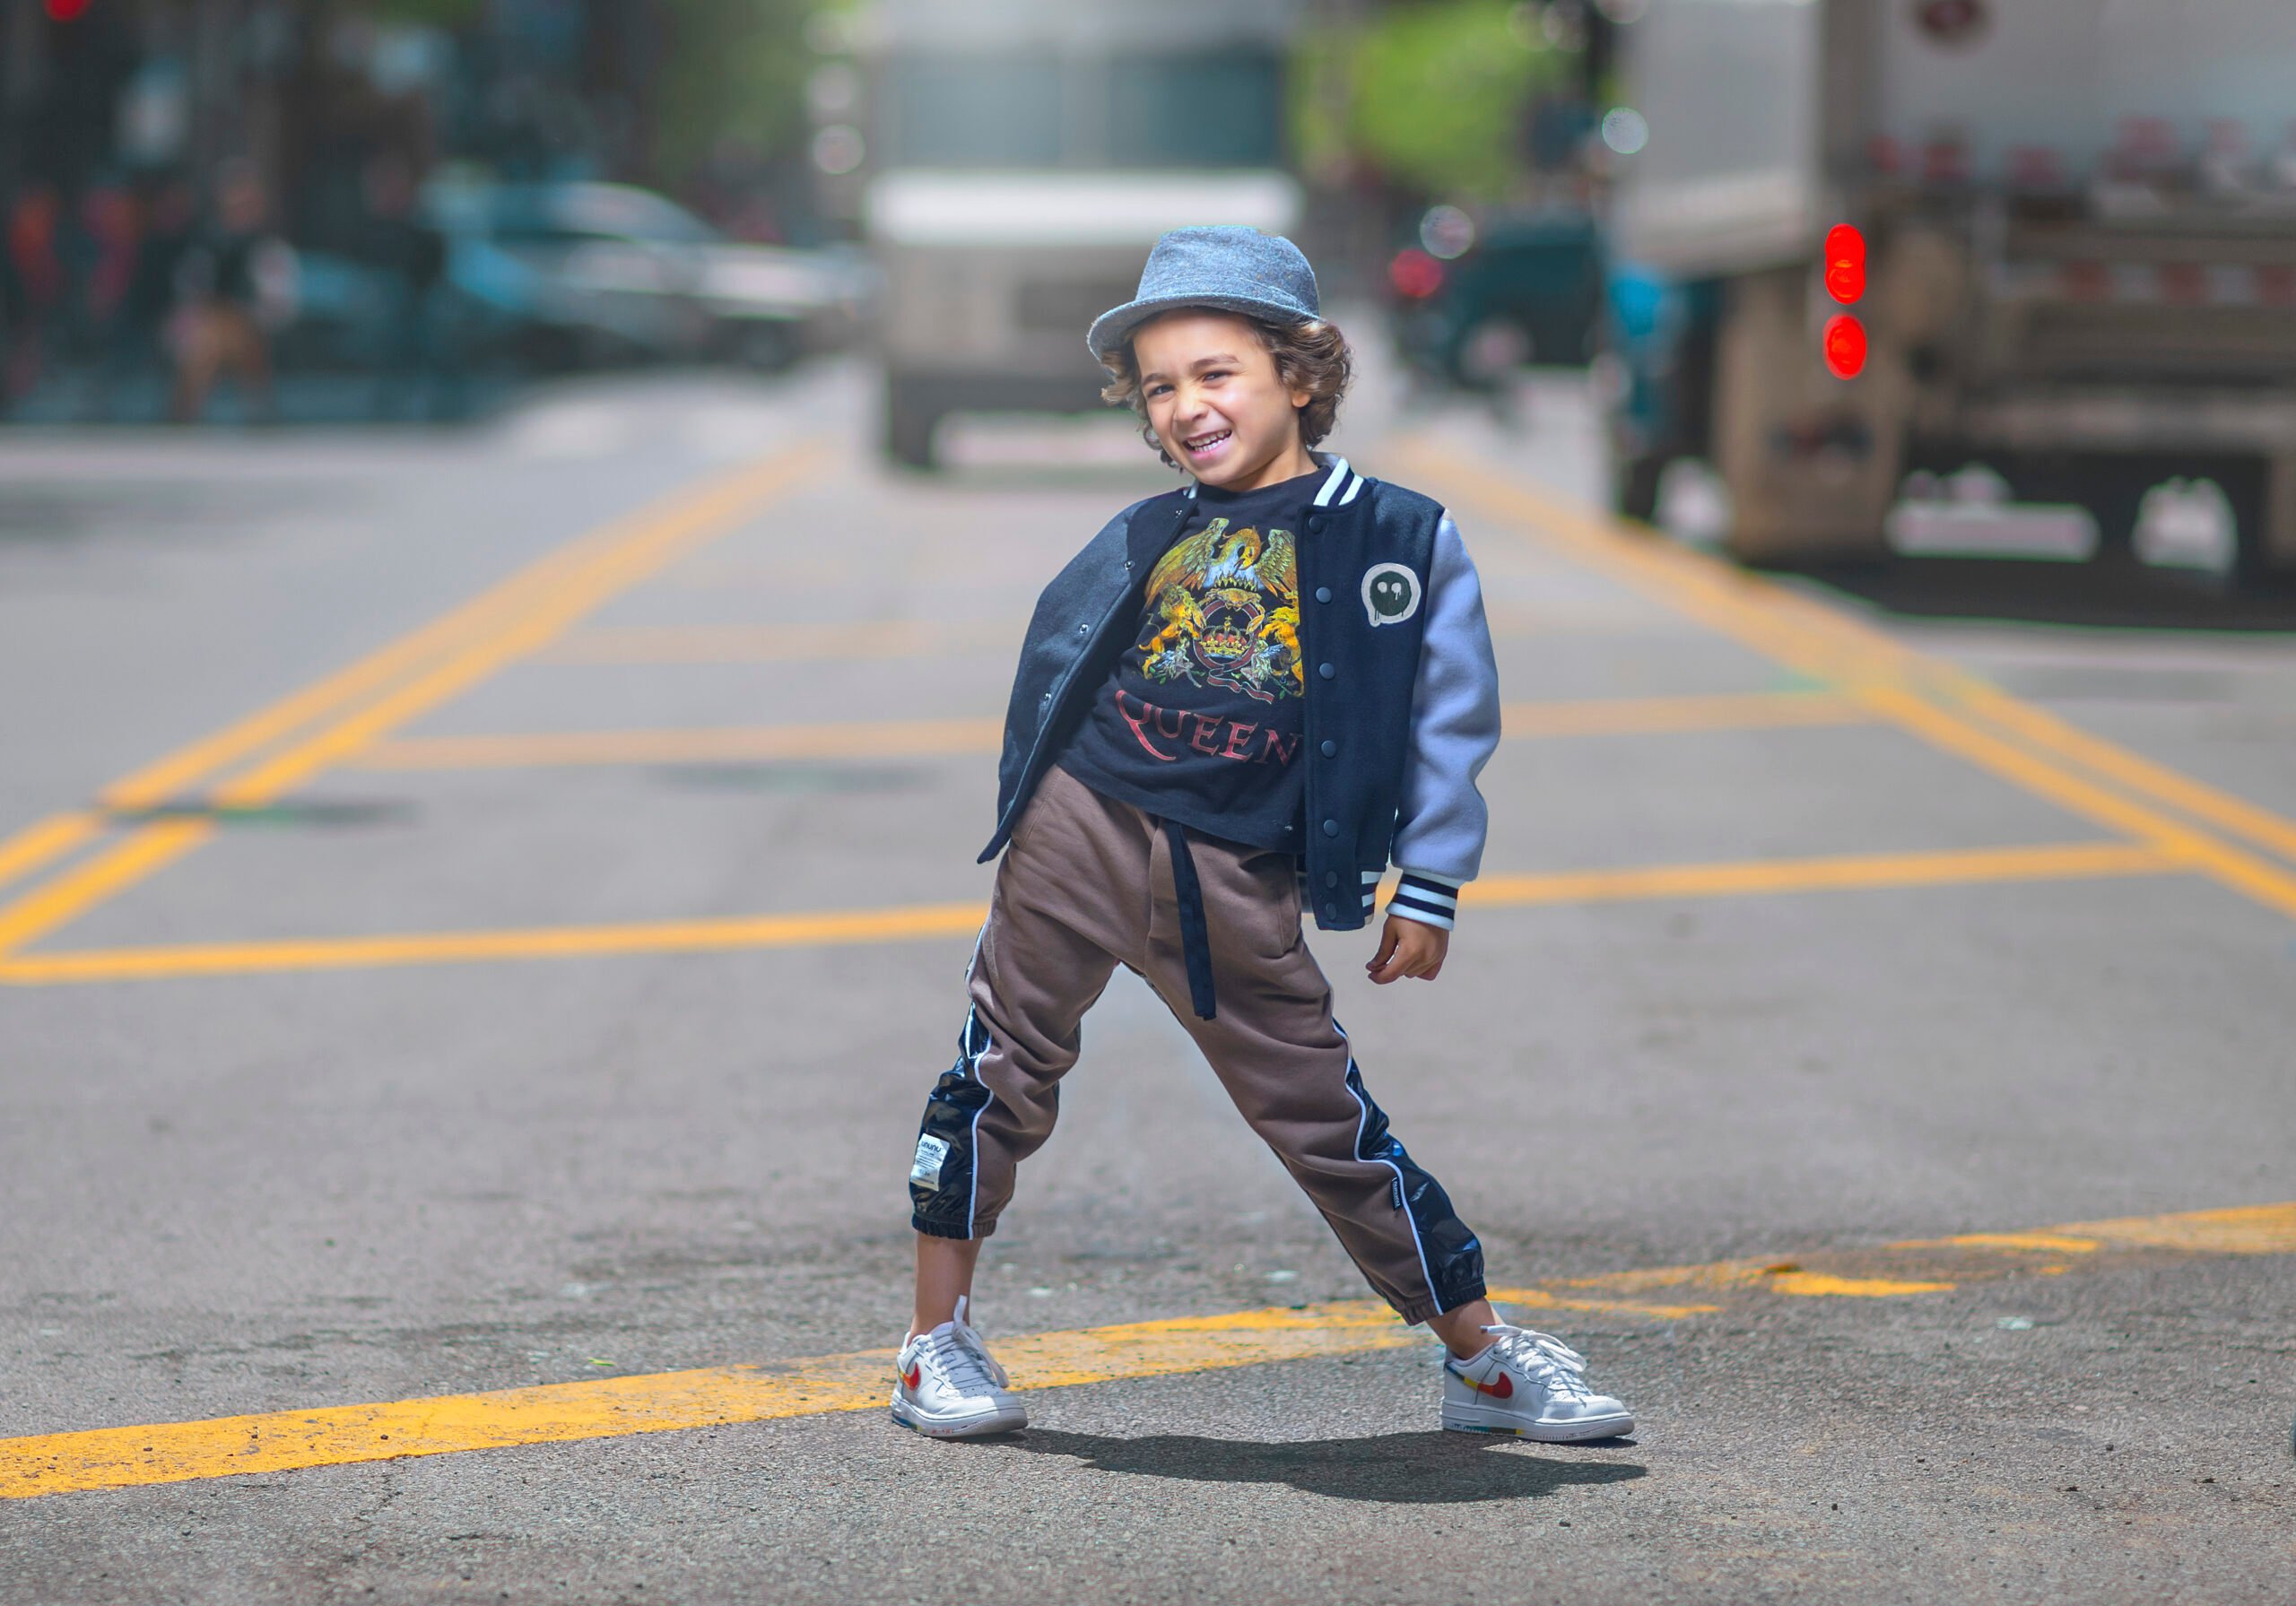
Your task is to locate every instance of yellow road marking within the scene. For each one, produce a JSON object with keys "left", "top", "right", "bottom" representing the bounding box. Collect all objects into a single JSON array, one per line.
[
  {"left": 352, "top": 693, "right": 1867, "bottom": 773},
  {"left": 2052, "top": 1202, "right": 2296, "bottom": 1254},
  {"left": 0, "top": 841, "right": 2175, "bottom": 984},
  {"left": 0, "top": 900, "right": 988, "bottom": 985},
  {"left": 1924, "top": 1232, "right": 2100, "bottom": 1255},
  {"left": 539, "top": 619, "right": 1018, "bottom": 664},
  {"left": 0, "top": 446, "right": 830, "bottom": 960},
  {"left": 1398, "top": 444, "right": 2296, "bottom": 925},
  {"left": 359, "top": 717, "right": 1006, "bottom": 770},
  {"left": 1954, "top": 682, "right": 2296, "bottom": 868},
  {"left": 0, "top": 1292, "right": 1693, "bottom": 1502},
  {"left": 1461, "top": 840, "right": 2170, "bottom": 910},
  {"left": 1762, "top": 1273, "right": 1955, "bottom": 1298},
  {"left": 1861, "top": 686, "right": 2296, "bottom": 919},
  {"left": 0, "top": 819, "right": 213, "bottom": 959},
  {"left": 0, "top": 463, "right": 796, "bottom": 898},
  {"left": 0, "top": 812, "right": 100, "bottom": 895},
  {"left": 530, "top": 603, "right": 1616, "bottom": 668},
  {"left": 5, "top": 1200, "right": 2288, "bottom": 1499}
]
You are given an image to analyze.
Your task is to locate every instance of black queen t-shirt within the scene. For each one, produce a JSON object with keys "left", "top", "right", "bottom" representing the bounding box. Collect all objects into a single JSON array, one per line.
[{"left": 1057, "top": 464, "right": 1324, "bottom": 851}]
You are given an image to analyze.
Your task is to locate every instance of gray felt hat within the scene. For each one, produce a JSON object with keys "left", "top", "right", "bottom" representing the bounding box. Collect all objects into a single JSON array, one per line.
[{"left": 1086, "top": 225, "right": 1320, "bottom": 364}]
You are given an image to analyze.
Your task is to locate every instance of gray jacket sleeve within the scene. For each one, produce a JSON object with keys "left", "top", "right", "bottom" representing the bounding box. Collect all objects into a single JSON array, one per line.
[{"left": 1386, "top": 510, "right": 1500, "bottom": 931}]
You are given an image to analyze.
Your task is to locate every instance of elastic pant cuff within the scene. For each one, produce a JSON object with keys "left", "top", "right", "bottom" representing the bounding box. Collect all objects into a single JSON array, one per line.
[
  {"left": 1395, "top": 1280, "right": 1488, "bottom": 1327},
  {"left": 912, "top": 1214, "right": 995, "bottom": 1241}
]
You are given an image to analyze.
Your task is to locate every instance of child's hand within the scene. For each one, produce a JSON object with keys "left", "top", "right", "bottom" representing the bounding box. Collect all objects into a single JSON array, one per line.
[{"left": 1366, "top": 915, "right": 1448, "bottom": 984}]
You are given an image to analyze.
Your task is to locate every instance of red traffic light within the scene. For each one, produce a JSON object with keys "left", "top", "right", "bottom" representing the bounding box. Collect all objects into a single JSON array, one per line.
[
  {"left": 1823, "top": 223, "right": 1866, "bottom": 305},
  {"left": 1822, "top": 314, "right": 1868, "bottom": 379}
]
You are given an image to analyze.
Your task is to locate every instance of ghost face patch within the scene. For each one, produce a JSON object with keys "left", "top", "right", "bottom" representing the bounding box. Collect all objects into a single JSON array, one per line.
[{"left": 1361, "top": 562, "right": 1422, "bottom": 628}]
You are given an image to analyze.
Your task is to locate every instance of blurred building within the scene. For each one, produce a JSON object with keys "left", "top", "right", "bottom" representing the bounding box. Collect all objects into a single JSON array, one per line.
[{"left": 3, "top": 1, "right": 687, "bottom": 245}]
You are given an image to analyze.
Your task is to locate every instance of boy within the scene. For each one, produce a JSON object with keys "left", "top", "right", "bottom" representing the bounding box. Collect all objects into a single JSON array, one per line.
[{"left": 893, "top": 226, "right": 1632, "bottom": 1444}]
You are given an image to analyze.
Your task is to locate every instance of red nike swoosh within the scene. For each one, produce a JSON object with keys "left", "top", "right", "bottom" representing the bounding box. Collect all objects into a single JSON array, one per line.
[
  {"left": 1463, "top": 1371, "right": 1512, "bottom": 1400},
  {"left": 902, "top": 1364, "right": 921, "bottom": 1390}
]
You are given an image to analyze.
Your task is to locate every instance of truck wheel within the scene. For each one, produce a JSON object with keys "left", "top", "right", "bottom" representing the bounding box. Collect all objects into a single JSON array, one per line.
[
  {"left": 1616, "top": 453, "right": 1667, "bottom": 524},
  {"left": 884, "top": 394, "right": 938, "bottom": 470}
]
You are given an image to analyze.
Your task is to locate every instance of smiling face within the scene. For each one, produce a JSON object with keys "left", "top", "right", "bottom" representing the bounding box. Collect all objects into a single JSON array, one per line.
[{"left": 1129, "top": 310, "right": 1318, "bottom": 491}]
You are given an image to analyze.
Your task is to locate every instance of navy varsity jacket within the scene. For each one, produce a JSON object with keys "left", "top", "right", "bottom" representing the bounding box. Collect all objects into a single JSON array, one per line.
[{"left": 981, "top": 451, "right": 1501, "bottom": 934}]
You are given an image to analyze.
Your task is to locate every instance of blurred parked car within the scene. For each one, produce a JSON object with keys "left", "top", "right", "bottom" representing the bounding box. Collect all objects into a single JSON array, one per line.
[
  {"left": 430, "top": 180, "right": 874, "bottom": 372},
  {"left": 1387, "top": 208, "right": 1605, "bottom": 395}
]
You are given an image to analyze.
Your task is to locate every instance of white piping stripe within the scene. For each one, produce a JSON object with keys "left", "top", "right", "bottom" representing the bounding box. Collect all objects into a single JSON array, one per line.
[
  {"left": 1361, "top": 871, "right": 1386, "bottom": 882},
  {"left": 1335, "top": 1020, "right": 1444, "bottom": 1317},
  {"left": 961, "top": 1002, "right": 993, "bottom": 1238},
  {"left": 1338, "top": 473, "right": 1366, "bottom": 506},
  {"left": 1312, "top": 456, "right": 1352, "bottom": 508}
]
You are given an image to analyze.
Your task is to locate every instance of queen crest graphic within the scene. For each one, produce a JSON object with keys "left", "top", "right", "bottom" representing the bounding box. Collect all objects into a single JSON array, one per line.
[{"left": 1135, "top": 517, "right": 1302, "bottom": 703}]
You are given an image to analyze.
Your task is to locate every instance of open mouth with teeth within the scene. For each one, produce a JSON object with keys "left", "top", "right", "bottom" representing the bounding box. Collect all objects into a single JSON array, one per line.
[{"left": 1183, "top": 428, "right": 1233, "bottom": 458}]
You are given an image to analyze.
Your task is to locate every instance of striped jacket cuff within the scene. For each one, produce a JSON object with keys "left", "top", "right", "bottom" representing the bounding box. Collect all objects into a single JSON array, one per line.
[{"left": 1387, "top": 872, "right": 1462, "bottom": 932}]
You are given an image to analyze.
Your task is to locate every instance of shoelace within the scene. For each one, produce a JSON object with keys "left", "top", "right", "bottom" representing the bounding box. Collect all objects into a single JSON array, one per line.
[
  {"left": 1483, "top": 1324, "right": 1600, "bottom": 1402},
  {"left": 914, "top": 1295, "right": 1010, "bottom": 1395}
]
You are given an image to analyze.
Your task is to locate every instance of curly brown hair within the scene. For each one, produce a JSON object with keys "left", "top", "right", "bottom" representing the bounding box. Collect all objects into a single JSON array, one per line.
[{"left": 1097, "top": 309, "right": 1352, "bottom": 470}]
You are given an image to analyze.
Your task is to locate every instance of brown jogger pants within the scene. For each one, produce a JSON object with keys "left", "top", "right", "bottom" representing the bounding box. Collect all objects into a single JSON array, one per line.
[{"left": 907, "top": 765, "right": 1486, "bottom": 1324}]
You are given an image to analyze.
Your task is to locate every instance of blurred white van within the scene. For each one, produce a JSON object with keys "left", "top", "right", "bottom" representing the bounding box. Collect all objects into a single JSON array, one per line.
[{"left": 862, "top": 0, "right": 1302, "bottom": 467}]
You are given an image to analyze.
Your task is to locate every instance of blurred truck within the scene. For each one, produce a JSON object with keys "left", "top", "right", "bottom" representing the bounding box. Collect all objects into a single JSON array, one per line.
[
  {"left": 1606, "top": 0, "right": 2296, "bottom": 588},
  {"left": 861, "top": 0, "right": 1301, "bottom": 468}
]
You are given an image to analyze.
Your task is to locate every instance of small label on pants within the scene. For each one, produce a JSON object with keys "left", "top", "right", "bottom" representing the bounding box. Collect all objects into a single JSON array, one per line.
[{"left": 910, "top": 1134, "right": 951, "bottom": 1186}]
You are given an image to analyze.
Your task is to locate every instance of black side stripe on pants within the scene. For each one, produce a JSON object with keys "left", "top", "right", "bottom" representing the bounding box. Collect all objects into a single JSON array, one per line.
[
  {"left": 1341, "top": 1050, "right": 1486, "bottom": 1315},
  {"left": 909, "top": 1006, "right": 995, "bottom": 1240}
]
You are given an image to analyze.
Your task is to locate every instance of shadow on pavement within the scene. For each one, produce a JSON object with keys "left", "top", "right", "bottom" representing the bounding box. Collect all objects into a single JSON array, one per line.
[{"left": 1004, "top": 1428, "right": 1645, "bottom": 1505}]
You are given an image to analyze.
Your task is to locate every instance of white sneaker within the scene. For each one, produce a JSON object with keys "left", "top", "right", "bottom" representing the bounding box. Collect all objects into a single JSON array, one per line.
[
  {"left": 1440, "top": 1319, "right": 1635, "bottom": 1442},
  {"left": 890, "top": 1295, "right": 1027, "bottom": 1438}
]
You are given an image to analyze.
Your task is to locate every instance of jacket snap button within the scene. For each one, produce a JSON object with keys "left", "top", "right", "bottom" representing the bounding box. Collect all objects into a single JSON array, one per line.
[
  {"left": 1324, "top": 904, "right": 1337, "bottom": 919},
  {"left": 1319, "top": 739, "right": 1336, "bottom": 758},
  {"left": 1321, "top": 819, "right": 1338, "bottom": 837},
  {"left": 1318, "top": 663, "right": 1335, "bottom": 680},
  {"left": 1308, "top": 516, "right": 1326, "bottom": 534},
  {"left": 1314, "top": 586, "right": 1332, "bottom": 603},
  {"left": 1323, "top": 871, "right": 1337, "bottom": 888}
]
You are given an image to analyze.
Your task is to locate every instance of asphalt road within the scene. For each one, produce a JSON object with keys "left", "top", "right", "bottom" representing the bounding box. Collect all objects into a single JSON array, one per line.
[{"left": 3, "top": 353, "right": 2294, "bottom": 1604}]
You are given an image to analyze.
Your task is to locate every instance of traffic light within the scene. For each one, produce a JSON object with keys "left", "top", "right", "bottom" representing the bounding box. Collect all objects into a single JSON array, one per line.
[
  {"left": 44, "top": 0, "right": 94, "bottom": 20},
  {"left": 1822, "top": 315, "right": 1868, "bottom": 380},
  {"left": 1823, "top": 224, "right": 1866, "bottom": 304},
  {"left": 1822, "top": 223, "right": 1866, "bottom": 378}
]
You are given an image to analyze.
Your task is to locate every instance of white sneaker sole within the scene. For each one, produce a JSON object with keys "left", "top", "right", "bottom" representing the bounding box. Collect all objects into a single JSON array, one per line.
[
  {"left": 890, "top": 1390, "right": 1028, "bottom": 1439},
  {"left": 1441, "top": 1402, "right": 1634, "bottom": 1443}
]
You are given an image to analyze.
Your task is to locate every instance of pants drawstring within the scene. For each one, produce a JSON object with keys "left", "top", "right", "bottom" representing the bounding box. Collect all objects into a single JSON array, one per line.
[{"left": 1161, "top": 817, "right": 1218, "bottom": 1020}]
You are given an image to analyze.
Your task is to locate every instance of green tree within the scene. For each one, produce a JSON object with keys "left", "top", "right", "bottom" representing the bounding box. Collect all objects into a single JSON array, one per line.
[
  {"left": 1297, "top": 1, "right": 1570, "bottom": 203},
  {"left": 649, "top": 0, "right": 829, "bottom": 181}
]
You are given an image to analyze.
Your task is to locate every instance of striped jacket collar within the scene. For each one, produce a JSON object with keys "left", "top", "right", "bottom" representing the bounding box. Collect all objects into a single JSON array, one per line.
[{"left": 1181, "top": 453, "right": 1368, "bottom": 508}]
